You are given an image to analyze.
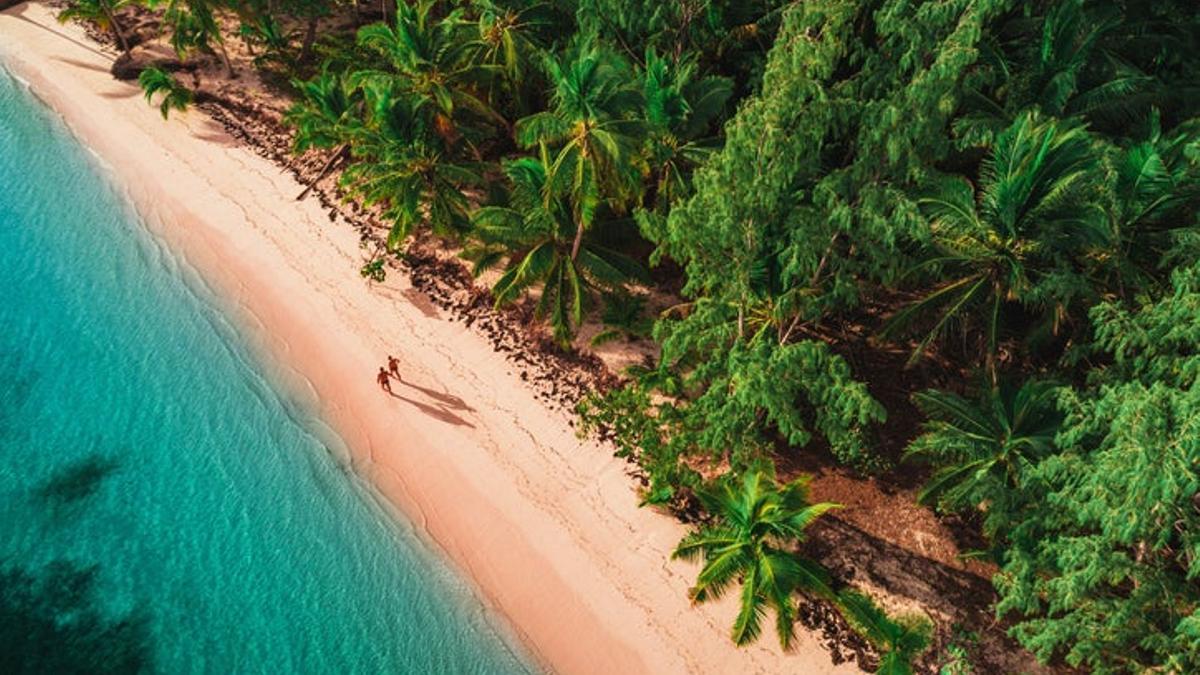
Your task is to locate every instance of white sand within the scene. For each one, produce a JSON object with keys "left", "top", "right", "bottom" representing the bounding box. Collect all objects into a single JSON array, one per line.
[{"left": 0, "top": 5, "right": 859, "bottom": 672}]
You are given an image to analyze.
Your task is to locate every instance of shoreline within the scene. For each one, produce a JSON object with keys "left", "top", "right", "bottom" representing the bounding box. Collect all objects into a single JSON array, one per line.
[{"left": 0, "top": 4, "right": 857, "bottom": 673}]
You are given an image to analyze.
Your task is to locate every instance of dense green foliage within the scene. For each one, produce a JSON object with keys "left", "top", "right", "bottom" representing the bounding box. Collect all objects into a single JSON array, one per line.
[{"left": 85, "top": 0, "right": 1200, "bottom": 669}]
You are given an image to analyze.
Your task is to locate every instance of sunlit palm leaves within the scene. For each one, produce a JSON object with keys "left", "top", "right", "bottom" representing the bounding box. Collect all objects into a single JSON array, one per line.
[
  {"left": 515, "top": 47, "right": 645, "bottom": 255},
  {"left": 672, "top": 469, "right": 839, "bottom": 649},
  {"left": 341, "top": 91, "right": 482, "bottom": 249},
  {"left": 465, "top": 153, "right": 645, "bottom": 345},
  {"left": 286, "top": 68, "right": 364, "bottom": 153},
  {"left": 137, "top": 67, "right": 193, "bottom": 119},
  {"left": 355, "top": 0, "right": 503, "bottom": 145},
  {"left": 57, "top": 0, "right": 133, "bottom": 55},
  {"left": 463, "top": 0, "right": 553, "bottom": 115}
]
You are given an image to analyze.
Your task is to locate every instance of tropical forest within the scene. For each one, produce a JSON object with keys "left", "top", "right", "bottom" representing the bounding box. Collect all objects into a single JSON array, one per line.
[{"left": 41, "top": 0, "right": 1200, "bottom": 671}]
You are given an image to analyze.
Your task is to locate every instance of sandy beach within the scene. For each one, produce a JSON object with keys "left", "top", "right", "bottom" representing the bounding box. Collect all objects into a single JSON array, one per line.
[{"left": 0, "top": 4, "right": 858, "bottom": 672}]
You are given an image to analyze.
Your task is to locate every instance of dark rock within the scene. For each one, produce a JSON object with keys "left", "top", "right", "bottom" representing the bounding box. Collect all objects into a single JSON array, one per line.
[
  {"left": 110, "top": 45, "right": 189, "bottom": 81},
  {"left": 0, "top": 0, "right": 27, "bottom": 10}
]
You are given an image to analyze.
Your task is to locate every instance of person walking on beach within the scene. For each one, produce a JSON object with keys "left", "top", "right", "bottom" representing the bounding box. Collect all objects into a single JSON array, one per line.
[
  {"left": 387, "top": 355, "right": 401, "bottom": 382},
  {"left": 376, "top": 367, "right": 392, "bottom": 394}
]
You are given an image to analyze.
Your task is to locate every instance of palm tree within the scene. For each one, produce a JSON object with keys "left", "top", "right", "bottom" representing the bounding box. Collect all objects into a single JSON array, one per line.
[
  {"left": 341, "top": 90, "right": 482, "bottom": 249},
  {"left": 160, "top": 0, "right": 236, "bottom": 76},
  {"left": 515, "top": 47, "right": 645, "bottom": 260},
  {"left": 287, "top": 69, "right": 365, "bottom": 153},
  {"left": 462, "top": 0, "right": 551, "bottom": 116},
  {"left": 57, "top": 0, "right": 133, "bottom": 56},
  {"left": 672, "top": 469, "right": 840, "bottom": 649},
  {"left": 1102, "top": 110, "right": 1200, "bottom": 295},
  {"left": 905, "top": 378, "right": 1060, "bottom": 539},
  {"left": 953, "top": 0, "right": 1156, "bottom": 145},
  {"left": 836, "top": 589, "right": 933, "bottom": 675},
  {"left": 355, "top": 0, "right": 502, "bottom": 146},
  {"left": 886, "top": 112, "right": 1105, "bottom": 373},
  {"left": 641, "top": 48, "right": 731, "bottom": 208},
  {"left": 285, "top": 69, "right": 366, "bottom": 199},
  {"left": 464, "top": 153, "right": 646, "bottom": 346},
  {"left": 137, "top": 67, "right": 193, "bottom": 119},
  {"left": 237, "top": 15, "right": 296, "bottom": 67}
]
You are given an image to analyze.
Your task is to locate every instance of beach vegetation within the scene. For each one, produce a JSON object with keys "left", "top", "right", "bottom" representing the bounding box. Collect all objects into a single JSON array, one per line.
[
  {"left": 137, "top": 67, "right": 193, "bottom": 119},
  {"left": 115, "top": 0, "right": 1200, "bottom": 669},
  {"left": 56, "top": 0, "right": 135, "bottom": 56},
  {"left": 672, "top": 469, "right": 839, "bottom": 649}
]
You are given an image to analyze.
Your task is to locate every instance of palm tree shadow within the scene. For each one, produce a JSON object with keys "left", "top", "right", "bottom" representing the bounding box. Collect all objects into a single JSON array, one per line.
[
  {"left": 807, "top": 517, "right": 1043, "bottom": 673},
  {"left": 37, "top": 453, "right": 120, "bottom": 505},
  {"left": 391, "top": 393, "right": 474, "bottom": 428},
  {"left": 398, "top": 380, "right": 475, "bottom": 412},
  {"left": 6, "top": 8, "right": 111, "bottom": 60},
  {"left": 50, "top": 56, "right": 110, "bottom": 74}
]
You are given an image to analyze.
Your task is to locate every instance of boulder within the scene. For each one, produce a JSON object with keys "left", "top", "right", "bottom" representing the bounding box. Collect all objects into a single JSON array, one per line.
[{"left": 110, "top": 44, "right": 190, "bottom": 81}]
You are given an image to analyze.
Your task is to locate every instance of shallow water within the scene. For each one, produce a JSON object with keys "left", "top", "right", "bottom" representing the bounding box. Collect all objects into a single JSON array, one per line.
[{"left": 0, "top": 67, "right": 533, "bottom": 674}]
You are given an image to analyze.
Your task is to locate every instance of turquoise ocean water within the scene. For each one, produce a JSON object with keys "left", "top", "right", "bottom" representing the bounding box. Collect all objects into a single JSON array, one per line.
[{"left": 0, "top": 67, "right": 532, "bottom": 674}]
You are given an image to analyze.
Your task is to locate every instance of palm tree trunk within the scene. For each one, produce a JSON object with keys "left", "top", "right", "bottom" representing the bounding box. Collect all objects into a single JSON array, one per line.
[
  {"left": 100, "top": 0, "right": 132, "bottom": 56},
  {"left": 296, "top": 144, "right": 348, "bottom": 201},
  {"left": 217, "top": 40, "right": 235, "bottom": 77},
  {"left": 299, "top": 17, "right": 318, "bottom": 63}
]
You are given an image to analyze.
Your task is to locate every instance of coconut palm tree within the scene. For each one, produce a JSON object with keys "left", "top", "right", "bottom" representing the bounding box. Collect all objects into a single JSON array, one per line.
[
  {"left": 341, "top": 90, "right": 482, "bottom": 249},
  {"left": 465, "top": 152, "right": 646, "bottom": 346},
  {"left": 515, "top": 47, "right": 645, "bottom": 260},
  {"left": 640, "top": 48, "right": 731, "bottom": 209},
  {"left": 355, "top": 0, "right": 503, "bottom": 146},
  {"left": 137, "top": 67, "right": 193, "bottom": 119},
  {"left": 905, "top": 378, "right": 1061, "bottom": 539},
  {"left": 284, "top": 68, "right": 367, "bottom": 199},
  {"left": 672, "top": 469, "right": 840, "bottom": 649},
  {"left": 57, "top": 0, "right": 133, "bottom": 56},
  {"left": 160, "top": 0, "right": 236, "bottom": 76},
  {"left": 953, "top": 0, "right": 1157, "bottom": 146},
  {"left": 287, "top": 68, "right": 364, "bottom": 153},
  {"left": 886, "top": 112, "right": 1105, "bottom": 373},
  {"left": 462, "top": 0, "right": 552, "bottom": 116}
]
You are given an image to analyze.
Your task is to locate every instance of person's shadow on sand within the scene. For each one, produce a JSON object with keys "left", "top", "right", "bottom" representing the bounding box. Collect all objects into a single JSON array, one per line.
[
  {"left": 386, "top": 392, "right": 475, "bottom": 428},
  {"left": 399, "top": 380, "right": 475, "bottom": 413}
]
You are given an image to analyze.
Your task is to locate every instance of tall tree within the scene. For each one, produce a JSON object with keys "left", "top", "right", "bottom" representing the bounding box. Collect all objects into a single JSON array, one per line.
[
  {"left": 355, "top": 0, "right": 503, "bottom": 147},
  {"left": 465, "top": 153, "right": 646, "bottom": 345},
  {"left": 340, "top": 88, "right": 482, "bottom": 248},
  {"left": 639, "top": 48, "right": 731, "bottom": 210},
  {"left": 57, "top": 0, "right": 133, "bottom": 56},
  {"left": 515, "top": 47, "right": 644, "bottom": 260}
]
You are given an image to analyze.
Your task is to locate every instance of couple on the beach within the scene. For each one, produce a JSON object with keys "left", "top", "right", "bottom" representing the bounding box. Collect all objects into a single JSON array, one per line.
[{"left": 376, "top": 355, "right": 401, "bottom": 394}]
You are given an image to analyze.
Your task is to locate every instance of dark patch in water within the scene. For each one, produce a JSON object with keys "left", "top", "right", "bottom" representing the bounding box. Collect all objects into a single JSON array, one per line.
[
  {"left": 37, "top": 454, "right": 121, "bottom": 505},
  {"left": 0, "top": 560, "right": 154, "bottom": 674},
  {"left": 0, "top": 351, "right": 39, "bottom": 444}
]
